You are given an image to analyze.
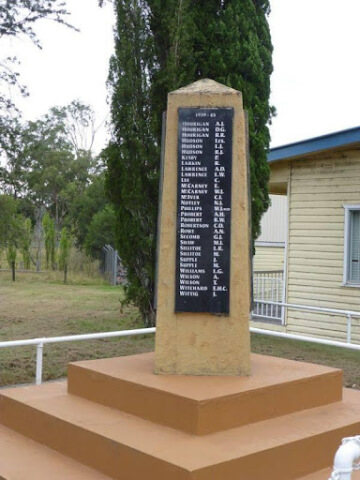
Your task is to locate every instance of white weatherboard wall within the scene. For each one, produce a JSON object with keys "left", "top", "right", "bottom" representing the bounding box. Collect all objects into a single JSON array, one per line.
[
  {"left": 285, "top": 149, "right": 360, "bottom": 344},
  {"left": 254, "top": 194, "right": 287, "bottom": 271},
  {"left": 257, "top": 194, "right": 288, "bottom": 244},
  {"left": 253, "top": 246, "right": 285, "bottom": 271}
]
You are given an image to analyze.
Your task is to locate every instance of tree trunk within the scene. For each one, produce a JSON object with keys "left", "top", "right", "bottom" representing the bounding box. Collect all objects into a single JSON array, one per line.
[
  {"left": 64, "top": 264, "right": 68, "bottom": 284},
  {"left": 11, "top": 261, "right": 15, "bottom": 282},
  {"left": 55, "top": 193, "right": 59, "bottom": 232}
]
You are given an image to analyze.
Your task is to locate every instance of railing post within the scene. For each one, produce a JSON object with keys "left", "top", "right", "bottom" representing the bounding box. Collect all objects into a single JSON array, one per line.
[
  {"left": 347, "top": 314, "right": 352, "bottom": 344},
  {"left": 113, "top": 249, "right": 118, "bottom": 286},
  {"left": 36, "top": 341, "right": 44, "bottom": 385}
]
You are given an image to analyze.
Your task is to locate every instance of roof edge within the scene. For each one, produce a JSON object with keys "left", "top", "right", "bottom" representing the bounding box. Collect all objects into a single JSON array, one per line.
[{"left": 268, "top": 126, "right": 360, "bottom": 163}]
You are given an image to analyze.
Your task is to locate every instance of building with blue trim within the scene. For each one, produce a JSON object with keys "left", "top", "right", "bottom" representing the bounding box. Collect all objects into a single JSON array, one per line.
[{"left": 252, "top": 127, "right": 360, "bottom": 343}]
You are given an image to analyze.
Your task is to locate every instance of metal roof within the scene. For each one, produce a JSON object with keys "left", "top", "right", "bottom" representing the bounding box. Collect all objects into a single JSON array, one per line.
[{"left": 268, "top": 126, "right": 360, "bottom": 163}]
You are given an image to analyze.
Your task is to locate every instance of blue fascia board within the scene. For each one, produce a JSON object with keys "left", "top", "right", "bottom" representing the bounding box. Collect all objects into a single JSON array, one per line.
[{"left": 268, "top": 126, "right": 360, "bottom": 163}]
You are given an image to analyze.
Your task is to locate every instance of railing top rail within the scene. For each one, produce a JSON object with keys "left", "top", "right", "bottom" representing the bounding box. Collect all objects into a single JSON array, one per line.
[
  {"left": 0, "top": 327, "right": 156, "bottom": 349},
  {"left": 250, "top": 327, "right": 360, "bottom": 351},
  {"left": 255, "top": 300, "right": 360, "bottom": 318},
  {"left": 254, "top": 270, "right": 283, "bottom": 274},
  {"left": 1, "top": 300, "right": 360, "bottom": 352}
]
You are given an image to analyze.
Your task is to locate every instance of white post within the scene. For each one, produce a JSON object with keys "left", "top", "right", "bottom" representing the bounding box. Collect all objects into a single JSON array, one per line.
[
  {"left": 347, "top": 314, "right": 352, "bottom": 344},
  {"left": 36, "top": 341, "right": 44, "bottom": 385},
  {"left": 281, "top": 220, "right": 289, "bottom": 325},
  {"left": 254, "top": 275, "right": 258, "bottom": 315},
  {"left": 114, "top": 250, "right": 118, "bottom": 286}
]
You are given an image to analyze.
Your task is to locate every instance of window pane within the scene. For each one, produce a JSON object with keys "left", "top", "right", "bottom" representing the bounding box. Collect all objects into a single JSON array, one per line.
[{"left": 350, "top": 210, "right": 360, "bottom": 282}]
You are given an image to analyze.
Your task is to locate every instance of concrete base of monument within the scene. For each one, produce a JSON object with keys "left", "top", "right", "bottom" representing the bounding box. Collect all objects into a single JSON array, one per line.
[
  {"left": 0, "top": 353, "right": 359, "bottom": 479},
  {"left": 67, "top": 352, "right": 343, "bottom": 435}
]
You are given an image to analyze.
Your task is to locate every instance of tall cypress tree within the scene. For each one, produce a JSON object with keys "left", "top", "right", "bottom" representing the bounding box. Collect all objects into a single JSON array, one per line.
[
  {"left": 105, "top": 0, "right": 274, "bottom": 326},
  {"left": 148, "top": 0, "right": 196, "bottom": 137},
  {"left": 104, "top": 0, "right": 159, "bottom": 326},
  {"left": 191, "top": 0, "right": 274, "bottom": 239}
]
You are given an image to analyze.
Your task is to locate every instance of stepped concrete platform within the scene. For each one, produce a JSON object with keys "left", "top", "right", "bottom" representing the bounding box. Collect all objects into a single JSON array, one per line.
[
  {"left": 68, "top": 352, "right": 343, "bottom": 434},
  {"left": 0, "top": 353, "right": 359, "bottom": 479}
]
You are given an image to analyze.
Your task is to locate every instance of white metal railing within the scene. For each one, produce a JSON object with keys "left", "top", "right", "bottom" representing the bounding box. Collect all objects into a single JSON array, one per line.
[
  {"left": 1, "top": 301, "right": 360, "bottom": 387},
  {"left": 255, "top": 300, "right": 360, "bottom": 345},
  {"left": 0, "top": 327, "right": 156, "bottom": 386},
  {"left": 253, "top": 270, "right": 284, "bottom": 322}
]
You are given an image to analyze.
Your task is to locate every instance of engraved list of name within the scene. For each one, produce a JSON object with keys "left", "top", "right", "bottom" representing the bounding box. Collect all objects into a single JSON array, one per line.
[{"left": 175, "top": 107, "right": 233, "bottom": 314}]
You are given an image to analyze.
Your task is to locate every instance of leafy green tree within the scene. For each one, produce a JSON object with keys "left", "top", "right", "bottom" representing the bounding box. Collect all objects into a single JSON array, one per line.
[
  {"left": 28, "top": 148, "right": 76, "bottom": 230},
  {"left": 24, "top": 105, "right": 95, "bottom": 230},
  {"left": 193, "top": 0, "right": 274, "bottom": 240},
  {"left": 0, "top": 194, "right": 24, "bottom": 249},
  {"left": 84, "top": 205, "right": 116, "bottom": 260},
  {"left": 104, "top": 0, "right": 159, "bottom": 326},
  {"left": 148, "top": 0, "right": 196, "bottom": 137},
  {"left": 105, "top": 0, "right": 274, "bottom": 326},
  {"left": 0, "top": 194, "right": 24, "bottom": 280},
  {"left": 0, "top": 195, "right": 18, "bottom": 247},
  {"left": 0, "top": 116, "right": 29, "bottom": 198},
  {"left": 149, "top": 0, "right": 273, "bottom": 239},
  {"left": 6, "top": 243, "right": 17, "bottom": 281},
  {"left": 20, "top": 217, "right": 32, "bottom": 270},
  {"left": 0, "top": 1, "right": 73, "bottom": 45},
  {"left": 67, "top": 173, "right": 110, "bottom": 248},
  {"left": 59, "top": 227, "right": 71, "bottom": 284},
  {"left": 42, "top": 213, "right": 56, "bottom": 270},
  {"left": 0, "top": 101, "right": 97, "bottom": 238},
  {"left": 33, "top": 205, "right": 46, "bottom": 271},
  {"left": 0, "top": 4, "right": 77, "bottom": 229}
]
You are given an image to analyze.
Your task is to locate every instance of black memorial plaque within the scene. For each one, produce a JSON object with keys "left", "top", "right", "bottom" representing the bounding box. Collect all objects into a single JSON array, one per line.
[{"left": 175, "top": 107, "right": 233, "bottom": 314}]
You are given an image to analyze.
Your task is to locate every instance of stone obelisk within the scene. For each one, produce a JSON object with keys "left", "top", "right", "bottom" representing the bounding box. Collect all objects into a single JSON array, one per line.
[{"left": 154, "top": 79, "right": 251, "bottom": 376}]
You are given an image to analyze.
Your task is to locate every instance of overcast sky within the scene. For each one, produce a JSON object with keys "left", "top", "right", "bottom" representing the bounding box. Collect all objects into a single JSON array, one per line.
[
  {"left": 269, "top": 0, "right": 360, "bottom": 147},
  {"left": 4, "top": 0, "right": 115, "bottom": 153},
  {"left": 4, "top": 0, "right": 360, "bottom": 152}
]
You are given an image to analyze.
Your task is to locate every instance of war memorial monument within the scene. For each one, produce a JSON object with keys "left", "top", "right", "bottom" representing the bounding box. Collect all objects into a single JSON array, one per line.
[{"left": 0, "top": 80, "right": 359, "bottom": 479}]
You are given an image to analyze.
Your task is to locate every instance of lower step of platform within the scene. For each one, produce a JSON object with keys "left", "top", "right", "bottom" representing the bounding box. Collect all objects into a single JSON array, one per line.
[
  {"left": 0, "top": 380, "right": 360, "bottom": 479},
  {"left": 1, "top": 418, "right": 359, "bottom": 480},
  {"left": 0, "top": 424, "right": 111, "bottom": 480}
]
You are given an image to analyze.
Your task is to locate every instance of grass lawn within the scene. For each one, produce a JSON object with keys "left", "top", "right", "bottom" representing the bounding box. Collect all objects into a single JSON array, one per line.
[
  {"left": 251, "top": 332, "right": 360, "bottom": 390},
  {"left": 0, "top": 272, "right": 154, "bottom": 386},
  {"left": 0, "top": 271, "right": 359, "bottom": 389}
]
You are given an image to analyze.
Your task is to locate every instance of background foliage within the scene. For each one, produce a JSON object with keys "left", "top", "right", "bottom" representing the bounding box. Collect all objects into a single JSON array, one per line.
[{"left": 105, "top": 0, "right": 274, "bottom": 326}]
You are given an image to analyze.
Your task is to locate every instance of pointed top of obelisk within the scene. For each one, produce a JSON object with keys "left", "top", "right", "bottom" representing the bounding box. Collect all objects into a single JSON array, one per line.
[{"left": 170, "top": 78, "right": 241, "bottom": 96}]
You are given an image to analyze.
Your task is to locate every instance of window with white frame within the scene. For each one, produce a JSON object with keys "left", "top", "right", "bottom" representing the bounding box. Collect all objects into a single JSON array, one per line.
[{"left": 344, "top": 205, "right": 360, "bottom": 285}]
